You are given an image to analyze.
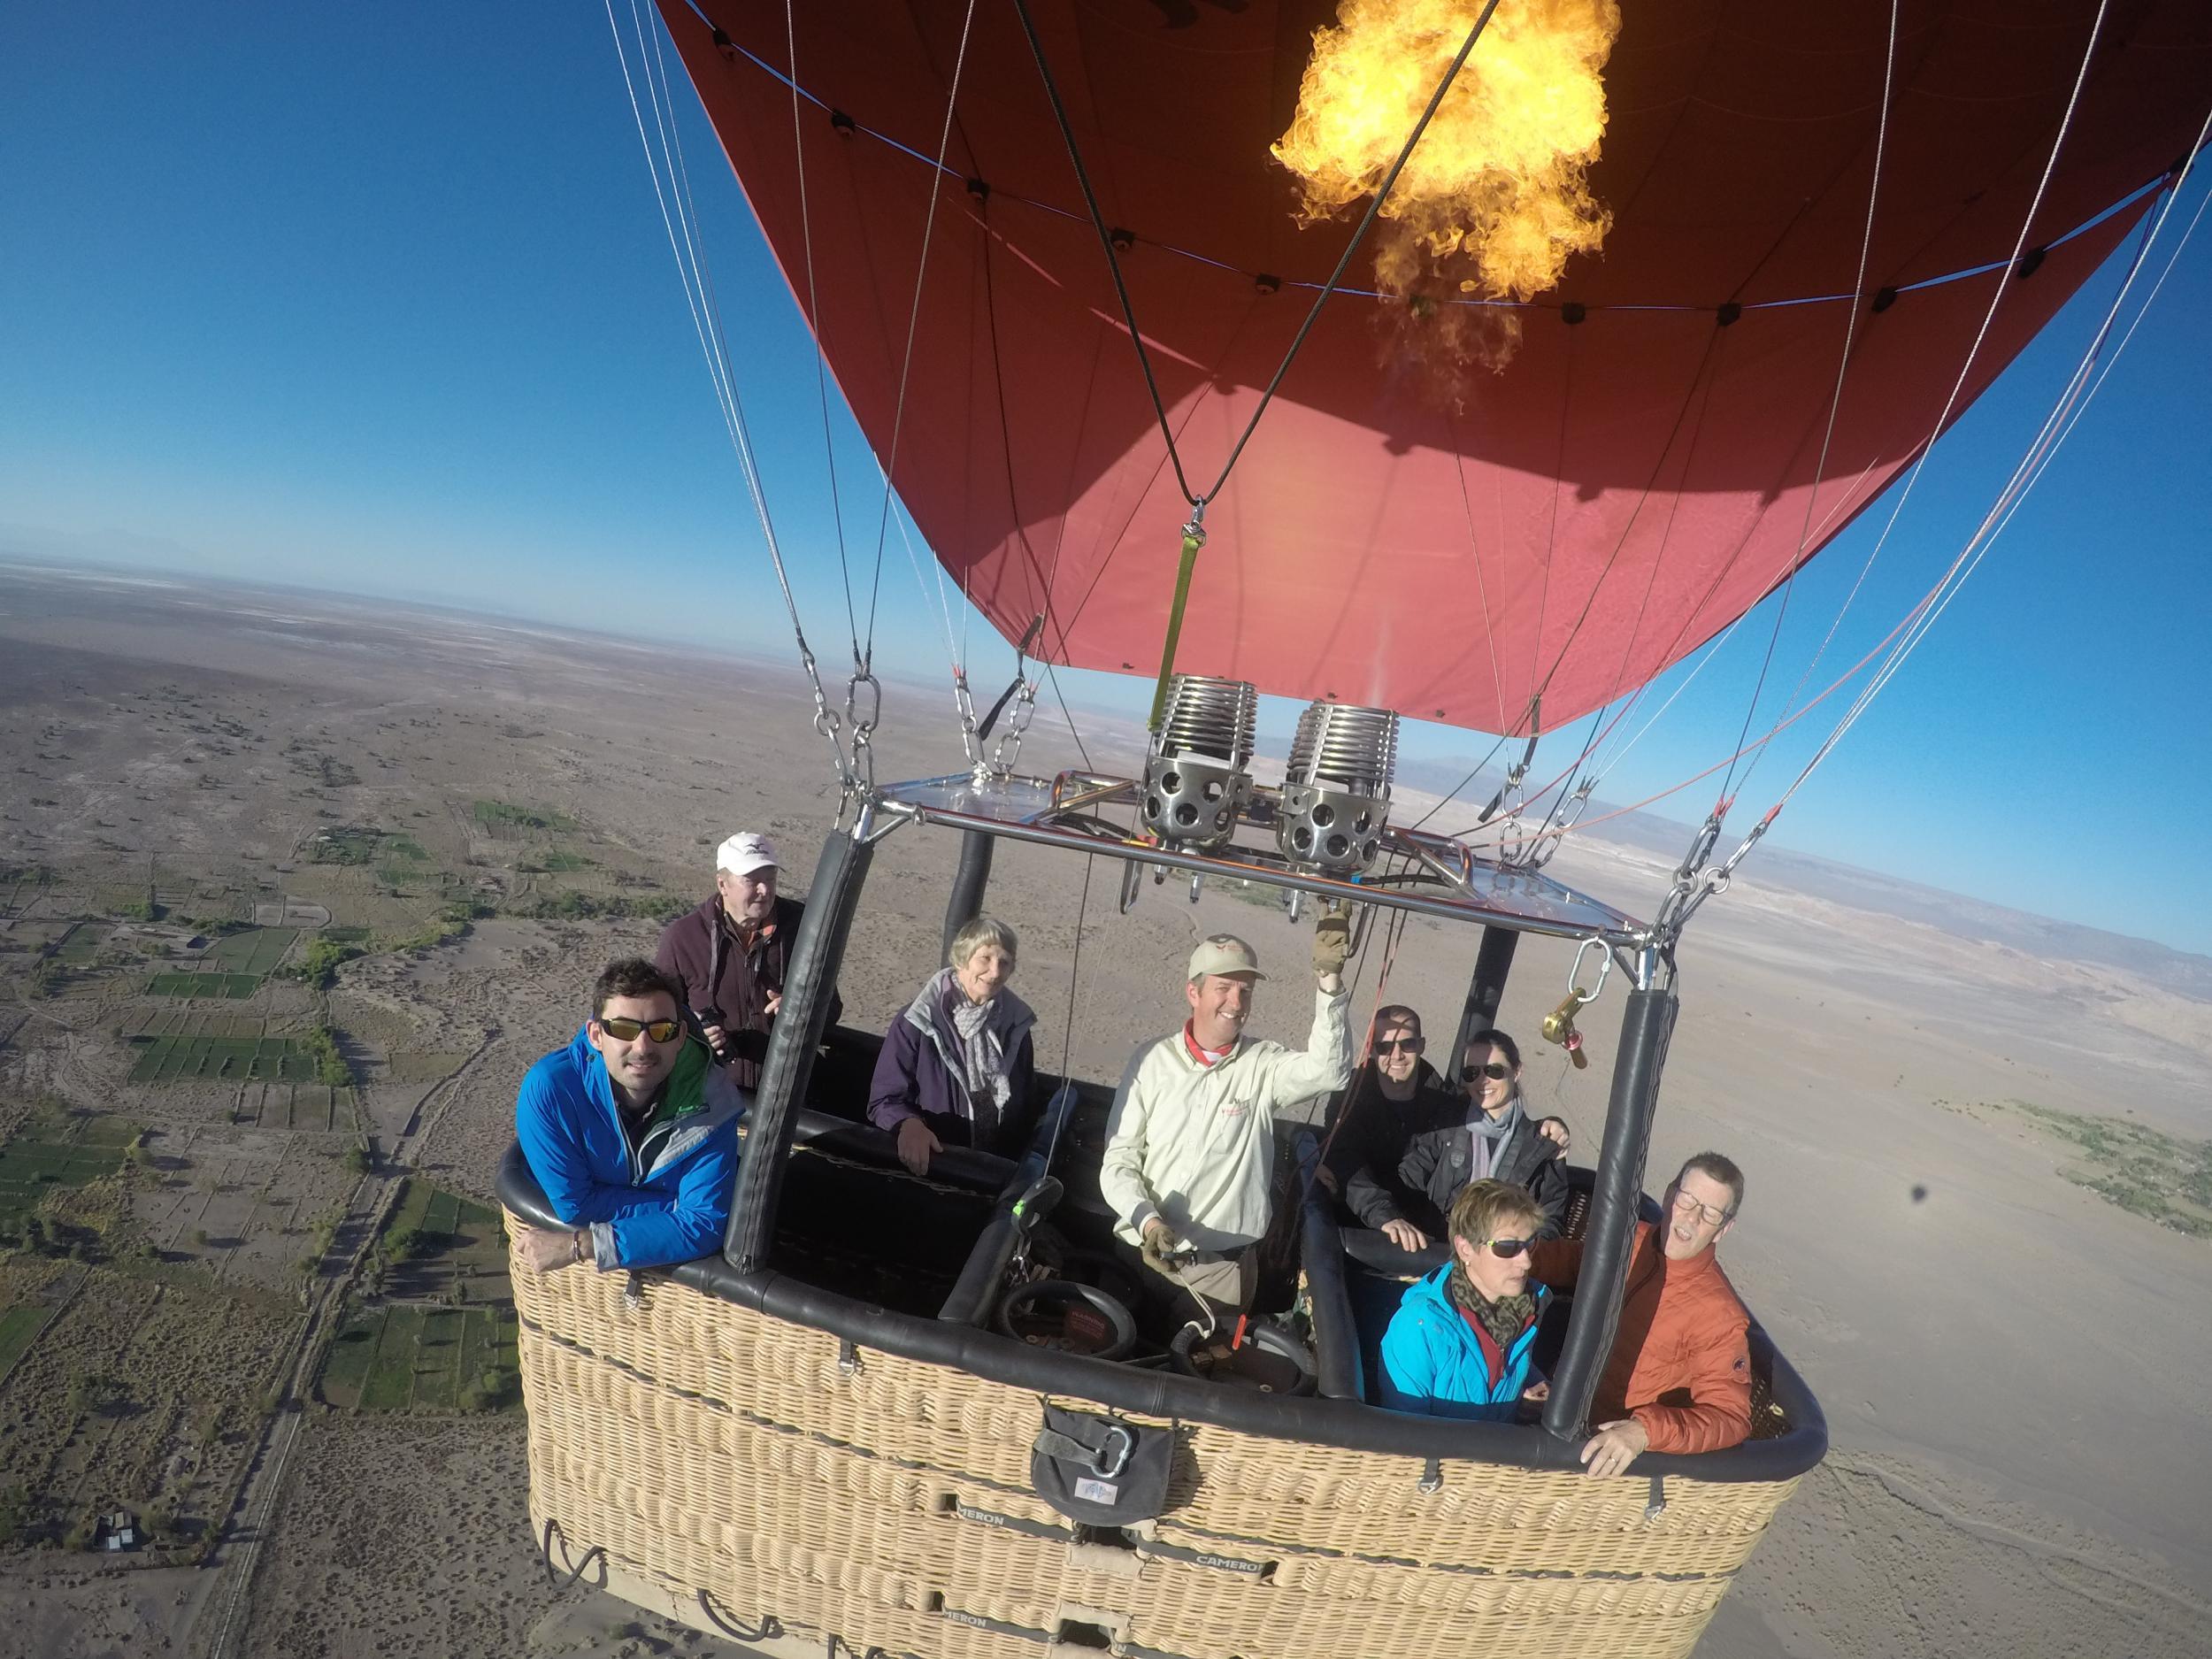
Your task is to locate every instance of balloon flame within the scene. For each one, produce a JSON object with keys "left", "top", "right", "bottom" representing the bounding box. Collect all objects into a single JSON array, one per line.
[{"left": 1273, "top": 0, "right": 1621, "bottom": 385}]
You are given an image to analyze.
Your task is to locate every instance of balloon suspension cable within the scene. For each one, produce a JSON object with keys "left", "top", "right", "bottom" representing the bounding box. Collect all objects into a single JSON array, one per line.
[
  {"left": 967, "top": 615, "right": 1044, "bottom": 780},
  {"left": 1009, "top": 0, "right": 1198, "bottom": 508},
  {"left": 1469, "top": 702, "right": 1542, "bottom": 836},
  {"left": 1041, "top": 855, "right": 1097, "bottom": 1178},
  {"left": 1714, "top": 0, "right": 1901, "bottom": 816},
  {"left": 603, "top": 0, "right": 856, "bottom": 795},
  {"left": 1714, "top": 79, "right": 2212, "bottom": 894},
  {"left": 780, "top": 0, "right": 857, "bottom": 656},
  {"left": 1729, "top": 0, "right": 2114, "bottom": 810},
  {"left": 1516, "top": 73, "right": 2212, "bottom": 895},
  {"left": 863, "top": 0, "right": 982, "bottom": 669},
  {"left": 1408, "top": 681, "right": 1538, "bottom": 836},
  {"left": 1146, "top": 505, "right": 1210, "bottom": 733}
]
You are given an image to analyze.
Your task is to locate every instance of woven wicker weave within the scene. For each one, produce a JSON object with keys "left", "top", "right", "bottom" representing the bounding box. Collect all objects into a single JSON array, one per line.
[{"left": 512, "top": 1233, "right": 1796, "bottom": 1659}]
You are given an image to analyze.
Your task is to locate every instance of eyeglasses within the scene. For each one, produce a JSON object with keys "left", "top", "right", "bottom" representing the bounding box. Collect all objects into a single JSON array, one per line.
[
  {"left": 599, "top": 1016, "right": 682, "bottom": 1043},
  {"left": 1670, "top": 1187, "right": 1736, "bottom": 1228},
  {"left": 1459, "top": 1061, "right": 1512, "bottom": 1083},
  {"left": 1475, "top": 1236, "right": 1535, "bottom": 1259},
  {"left": 1376, "top": 1036, "right": 1425, "bottom": 1054}
]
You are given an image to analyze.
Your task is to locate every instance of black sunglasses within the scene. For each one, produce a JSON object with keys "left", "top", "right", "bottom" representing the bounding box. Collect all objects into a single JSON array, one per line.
[
  {"left": 1476, "top": 1236, "right": 1535, "bottom": 1259},
  {"left": 1376, "top": 1036, "right": 1425, "bottom": 1054},
  {"left": 599, "top": 1016, "right": 682, "bottom": 1043},
  {"left": 1459, "top": 1060, "right": 1512, "bottom": 1083}
]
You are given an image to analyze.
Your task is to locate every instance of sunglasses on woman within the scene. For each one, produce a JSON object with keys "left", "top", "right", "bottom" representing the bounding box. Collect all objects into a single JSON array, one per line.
[
  {"left": 1458, "top": 1060, "right": 1512, "bottom": 1083},
  {"left": 598, "top": 1016, "right": 682, "bottom": 1043},
  {"left": 1475, "top": 1236, "right": 1535, "bottom": 1259}
]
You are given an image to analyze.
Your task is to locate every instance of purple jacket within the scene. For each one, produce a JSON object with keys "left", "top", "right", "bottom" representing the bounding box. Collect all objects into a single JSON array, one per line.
[{"left": 866, "top": 987, "right": 1038, "bottom": 1158}]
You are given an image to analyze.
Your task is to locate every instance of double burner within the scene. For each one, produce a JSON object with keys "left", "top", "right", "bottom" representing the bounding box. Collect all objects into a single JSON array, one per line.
[{"left": 1141, "top": 675, "right": 1258, "bottom": 850}]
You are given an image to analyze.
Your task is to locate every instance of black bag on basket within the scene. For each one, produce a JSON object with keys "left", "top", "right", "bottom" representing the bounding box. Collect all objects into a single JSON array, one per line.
[{"left": 1030, "top": 1403, "right": 1172, "bottom": 1525}]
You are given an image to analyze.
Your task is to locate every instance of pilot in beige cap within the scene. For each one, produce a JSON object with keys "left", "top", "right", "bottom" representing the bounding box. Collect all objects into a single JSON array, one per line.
[{"left": 1100, "top": 913, "right": 1356, "bottom": 1338}]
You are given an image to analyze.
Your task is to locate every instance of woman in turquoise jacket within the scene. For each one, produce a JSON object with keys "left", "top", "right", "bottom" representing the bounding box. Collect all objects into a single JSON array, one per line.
[{"left": 1379, "top": 1179, "right": 1552, "bottom": 1420}]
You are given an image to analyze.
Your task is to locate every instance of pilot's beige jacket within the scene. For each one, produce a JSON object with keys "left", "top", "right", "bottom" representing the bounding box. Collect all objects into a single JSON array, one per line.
[{"left": 1100, "top": 986, "right": 1352, "bottom": 1253}]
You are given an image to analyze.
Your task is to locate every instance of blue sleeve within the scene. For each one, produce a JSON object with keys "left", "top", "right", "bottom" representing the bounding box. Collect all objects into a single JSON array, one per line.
[
  {"left": 515, "top": 1056, "right": 633, "bottom": 1228},
  {"left": 599, "top": 1118, "right": 738, "bottom": 1269},
  {"left": 1377, "top": 1308, "right": 1439, "bottom": 1416},
  {"left": 866, "top": 1017, "right": 923, "bottom": 1132}
]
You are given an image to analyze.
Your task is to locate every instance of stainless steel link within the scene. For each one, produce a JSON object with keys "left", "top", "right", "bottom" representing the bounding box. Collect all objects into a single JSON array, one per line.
[{"left": 985, "top": 679, "right": 1038, "bottom": 779}]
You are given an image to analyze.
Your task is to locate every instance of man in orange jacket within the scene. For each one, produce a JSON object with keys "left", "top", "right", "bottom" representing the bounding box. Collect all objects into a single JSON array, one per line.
[{"left": 1526, "top": 1151, "right": 1753, "bottom": 1477}]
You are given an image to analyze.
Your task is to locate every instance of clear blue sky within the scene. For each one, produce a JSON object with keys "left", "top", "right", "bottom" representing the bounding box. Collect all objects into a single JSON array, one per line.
[{"left": 3, "top": 5, "right": 2208, "bottom": 956}]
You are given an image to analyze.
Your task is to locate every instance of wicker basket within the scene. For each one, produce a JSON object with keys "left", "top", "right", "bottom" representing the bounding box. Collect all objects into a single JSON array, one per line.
[{"left": 511, "top": 1235, "right": 1798, "bottom": 1659}]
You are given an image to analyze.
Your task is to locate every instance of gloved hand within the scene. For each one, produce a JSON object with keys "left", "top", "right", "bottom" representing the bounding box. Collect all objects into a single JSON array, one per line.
[
  {"left": 1140, "top": 1217, "right": 1180, "bottom": 1273},
  {"left": 1312, "top": 902, "right": 1351, "bottom": 979}
]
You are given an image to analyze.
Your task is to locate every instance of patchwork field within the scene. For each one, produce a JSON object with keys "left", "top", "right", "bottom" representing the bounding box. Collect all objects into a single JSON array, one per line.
[
  {"left": 0, "top": 1256, "right": 297, "bottom": 1550},
  {"left": 0, "top": 1114, "right": 135, "bottom": 1229},
  {"left": 146, "top": 972, "right": 262, "bottom": 999},
  {"left": 314, "top": 1180, "right": 518, "bottom": 1413},
  {"left": 318, "top": 1304, "right": 518, "bottom": 1412},
  {"left": 127, "top": 1035, "right": 319, "bottom": 1085}
]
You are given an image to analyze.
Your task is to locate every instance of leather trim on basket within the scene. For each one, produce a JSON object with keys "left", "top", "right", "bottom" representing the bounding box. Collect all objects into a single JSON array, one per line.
[{"left": 498, "top": 1141, "right": 1827, "bottom": 1483}]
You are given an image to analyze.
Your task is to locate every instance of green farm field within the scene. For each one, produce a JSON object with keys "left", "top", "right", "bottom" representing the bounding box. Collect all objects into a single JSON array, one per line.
[
  {"left": 0, "top": 1139, "right": 126, "bottom": 1225},
  {"left": 147, "top": 972, "right": 262, "bottom": 999},
  {"left": 319, "top": 1304, "right": 518, "bottom": 1412},
  {"left": 127, "top": 1034, "right": 318, "bottom": 1085},
  {"left": 206, "top": 926, "right": 298, "bottom": 974},
  {"left": 0, "top": 1304, "right": 54, "bottom": 1382}
]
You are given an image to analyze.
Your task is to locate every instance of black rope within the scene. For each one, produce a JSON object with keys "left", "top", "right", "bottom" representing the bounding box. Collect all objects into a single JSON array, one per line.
[
  {"left": 1008, "top": 0, "right": 1197, "bottom": 507},
  {"left": 696, "top": 1589, "right": 785, "bottom": 1644},
  {"left": 1200, "top": 0, "right": 1502, "bottom": 503},
  {"left": 538, "top": 1517, "right": 607, "bottom": 1593}
]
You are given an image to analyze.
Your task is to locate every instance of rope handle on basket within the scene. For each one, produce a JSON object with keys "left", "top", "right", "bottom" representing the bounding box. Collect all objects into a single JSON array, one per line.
[
  {"left": 1644, "top": 1474, "right": 1668, "bottom": 1523},
  {"left": 696, "top": 1590, "right": 784, "bottom": 1645},
  {"left": 539, "top": 1517, "right": 607, "bottom": 1592},
  {"left": 1417, "top": 1455, "right": 1443, "bottom": 1494}
]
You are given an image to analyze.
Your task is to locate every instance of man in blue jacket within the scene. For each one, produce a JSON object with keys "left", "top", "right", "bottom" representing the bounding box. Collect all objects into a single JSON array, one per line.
[
  {"left": 511, "top": 957, "right": 742, "bottom": 1273},
  {"left": 1379, "top": 1179, "right": 1553, "bottom": 1419}
]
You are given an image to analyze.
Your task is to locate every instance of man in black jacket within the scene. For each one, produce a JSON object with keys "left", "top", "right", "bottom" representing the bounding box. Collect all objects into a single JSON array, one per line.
[
  {"left": 1341, "top": 1022, "right": 1571, "bottom": 1247},
  {"left": 655, "top": 832, "right": 841, "bottom": 1091},
  {"left": 1330, "top": 1006, "right": 1459, "bottom": 1250}
]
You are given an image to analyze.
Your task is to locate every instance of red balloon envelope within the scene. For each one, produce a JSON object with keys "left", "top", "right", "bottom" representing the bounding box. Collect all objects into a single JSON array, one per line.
[{"left": 658, "top": 0, "right": 2208, "bottom": 733}]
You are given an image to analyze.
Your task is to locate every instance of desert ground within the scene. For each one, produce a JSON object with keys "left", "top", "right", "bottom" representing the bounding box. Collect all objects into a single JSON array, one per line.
[{"left": 0, "top": 562, "right": 2206, "bottom": 1659}]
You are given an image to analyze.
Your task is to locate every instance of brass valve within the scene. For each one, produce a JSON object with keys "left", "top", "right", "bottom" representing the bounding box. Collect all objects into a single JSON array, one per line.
[{"left": 1542, "top": 988, "right": 1592, "bottom": 1071}]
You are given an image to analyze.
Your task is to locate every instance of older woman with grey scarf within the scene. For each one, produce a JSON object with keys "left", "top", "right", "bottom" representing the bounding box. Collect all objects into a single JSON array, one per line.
[{"left": 867, "top": 916, "right": 1039, "bottom": 1175}]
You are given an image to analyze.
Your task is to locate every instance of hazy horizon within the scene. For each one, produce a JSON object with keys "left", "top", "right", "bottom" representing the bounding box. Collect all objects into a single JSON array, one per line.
[{"left": 5, "top": 551, "right": 2206, "bottom": 973}]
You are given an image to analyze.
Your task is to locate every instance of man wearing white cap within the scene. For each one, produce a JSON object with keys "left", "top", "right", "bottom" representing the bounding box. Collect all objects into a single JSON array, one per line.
[
  {"left": 1100, "top": 913, "right": 1354, "bottom": 1333},
  {"left": 656, "top": 831, "right": 840, "bottom": 1091}
]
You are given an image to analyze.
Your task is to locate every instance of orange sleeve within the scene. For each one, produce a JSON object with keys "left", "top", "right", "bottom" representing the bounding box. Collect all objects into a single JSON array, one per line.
[
  {"left": 1631, "top": 1302, "right": 1752, "bottom": 1455},
  {"left": 1525, "top": 1235, "right": 1585, "bottom": 1293}
]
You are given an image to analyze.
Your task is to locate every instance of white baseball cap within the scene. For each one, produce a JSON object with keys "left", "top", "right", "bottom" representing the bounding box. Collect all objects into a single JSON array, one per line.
[{"left": 716, "top": 832, "right": 779, "bottom": 877}]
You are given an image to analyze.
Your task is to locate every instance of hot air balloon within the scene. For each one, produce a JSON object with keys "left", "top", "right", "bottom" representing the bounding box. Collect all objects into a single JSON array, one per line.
[{"left": 497, "top": 4, "right": 2209, "bottom": 1655}]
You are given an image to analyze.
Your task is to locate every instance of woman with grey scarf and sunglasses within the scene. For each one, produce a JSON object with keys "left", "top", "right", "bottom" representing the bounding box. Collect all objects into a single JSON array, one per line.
[
  {"left": 1394, "top": 1028, "right": 1571, "bottom": 1239},
  {"left": 867, "top": 915, "right": 1038, "bottom": 1176}
]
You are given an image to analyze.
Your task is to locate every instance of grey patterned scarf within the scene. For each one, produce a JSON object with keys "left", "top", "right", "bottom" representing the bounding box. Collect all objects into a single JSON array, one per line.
[
  {"left": 903, "top": 968, "right": 1035, "bottom": 1135},
  {"left": 1467, "top": 1093, "right": 1525, "bottom": 1181}
]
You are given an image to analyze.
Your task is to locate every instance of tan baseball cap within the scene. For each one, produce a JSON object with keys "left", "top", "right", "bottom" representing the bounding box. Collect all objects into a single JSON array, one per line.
[{"left": 1187, "top": 934, "right": 1265, "bottom": 983}]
